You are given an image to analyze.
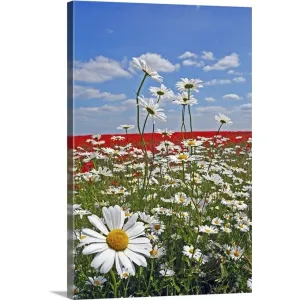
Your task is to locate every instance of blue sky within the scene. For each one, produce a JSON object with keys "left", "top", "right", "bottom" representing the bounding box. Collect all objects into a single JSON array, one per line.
[{"left": 71, "top": 1, "right": 252, "bottom": 135}]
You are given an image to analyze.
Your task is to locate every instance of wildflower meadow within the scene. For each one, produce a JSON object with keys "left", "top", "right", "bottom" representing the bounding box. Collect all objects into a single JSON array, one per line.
[{"left": 69, "top": 56, "right": 252, "bottom": 299}]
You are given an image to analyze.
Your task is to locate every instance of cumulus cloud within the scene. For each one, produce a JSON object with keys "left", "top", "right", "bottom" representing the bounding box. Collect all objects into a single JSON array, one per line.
[
  {"left": 223, "top": 94, "right": 243, "bottom": 100},
  {"left": 203, "top": 53, "right": 240, "bottom": 71},
  {"left": 204, "top": 79, "right": 232, "bottom": 86},
  {"left": 247, "top": 92, "right": 252, "bottom": 100},
  {"left": 196, "top": 106, "right": 231, "bottom": 114},
  {"left": 233, "top": 76, "right": 246, "bottom": 83},
  {"left": 182, "top": 59, "right": 204, "bottom": 67},
  {"left": 76, "top": 105, "right": 127, "bottom": 114},
  {"left": 204, "top": 97, "right": 216, "bottom": 102},
  {"left": 74, "top": 85, "right": 126, "bottom": 101},
  {"left": 228, "top": 70, "right": 243, "bottom": 75},
  {"left": 131, "top": 53, "right": 180, "bottom": 73},
  {"left": 74, "top": 56, "right": 131, "bottom": 83},
  {"left": 201, "top": 51, "right": 215, "bottom": 60},
  {"left": 178, "top": 51, "right": 198, "bottom": 59}
]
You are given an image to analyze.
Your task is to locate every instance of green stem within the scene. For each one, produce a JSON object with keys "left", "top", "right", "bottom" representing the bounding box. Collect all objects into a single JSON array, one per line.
[
  {"left": 136, "top": 73, "right": 148, "bottom": 138},
  {"left": 110, "top": 269, "right": 118, "bottom": 298},
  {"left": 142, "top": 114, "right": 150, "bottom": 136}
]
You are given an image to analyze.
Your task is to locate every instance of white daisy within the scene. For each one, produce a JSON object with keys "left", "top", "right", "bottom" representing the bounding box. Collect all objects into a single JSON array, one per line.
[
  {"left": 156, "top": 128, "right": 174, "bottom": 138},
  {"left": 215, "top": 113, "right": 233, "bottom": 126},
  {"left": 173, "top": 92, "right": 198, "bottom": 106},
  {"left": 80, "top": 205, "right": 152, "bottom": 276},
  {"left": 149, "top": 245, "right": 166, "bottom": 258},
  {"left": 230, "top": 246, "right": 244, "bottom": 260},
  {"left": 159, "top": 268, "right": 175, "bottom": 277},
  {"left": 138, "top": 96, "right": 167, "bottom": 122},
  {"left": 182, "top": 245, "right": 202, "bottom": 260},
  {"left": 117, "top": 124, "right": 135, "bottom": 131},
  {"left": 176, "top": 78, "right": 203, "bottom": 93},
  {"left": 132, "top": 57, "right": 163, "bottom": 82},
  {"left": 149, "top": 84, "right": 173, "bottom": 100},
  {"left": 85, "top": 276, "right": 107, "bottom": 287}
]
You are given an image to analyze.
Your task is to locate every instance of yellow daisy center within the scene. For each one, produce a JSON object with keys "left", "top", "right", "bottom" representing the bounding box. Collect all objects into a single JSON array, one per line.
[
  {"left": 184, "top": 83, "right": 194, "bottom": 89},
  {"left": 233, "top": 251, "right": 240, "bottom": 257},
  {"left": 180, "top": 197, "right": 185, "bottom": 202},
  {"left": 178, "top": 154, "right": 188, "bottom": 160},
  {"left": 189, "top": 248, "right": 194, "bottom": 254},
  {"left": 188, "top": 140, "right": 196, "bottom": 146},
  {"left": 94, "top": 280, "right": 101, "bottom": 286},
  {"left": 226, "top": 249, "right": 231, "bottom": 255},
  {"left": 146, "top": 107, "right": 155, "bottom": 115},
  {"left": 106, "top": 229, "right": 129, "bottom": 251},
  {"left": 150, "top": 249, "right": 158, "bottom": 256},
  {"left": 154, "top": 224, "right": 161, "bottom": 230}
]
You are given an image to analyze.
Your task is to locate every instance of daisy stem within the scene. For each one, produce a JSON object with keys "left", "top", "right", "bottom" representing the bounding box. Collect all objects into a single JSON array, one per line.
[
  {"left": 142, "top": 114, "right": 150, "bottom": 136},
  {"left": 136, "top": 73, "right": 148, "bottom": 138},
  {"left": 145, "top": 259, "right": 154, "bottom": 296},
  {"left": 181, "top": 105, "right": 186, "bottom": 139},
  {"left": 187, "top": 89, "right": 194, "bottom": 138},
  {"left": 125, "top": 129, "right": 128, "bottom": 144},
  {"left": 152, "top": 122, "right": 155, "bottom": 161},
  {"left": 110, "top": 269, "right": 118, "bottom": 298}
]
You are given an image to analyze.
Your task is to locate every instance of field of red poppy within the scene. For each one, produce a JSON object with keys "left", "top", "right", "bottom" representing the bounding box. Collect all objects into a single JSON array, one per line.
[{"left": 68, "top": 131, "right": 252, "bottom": 150}]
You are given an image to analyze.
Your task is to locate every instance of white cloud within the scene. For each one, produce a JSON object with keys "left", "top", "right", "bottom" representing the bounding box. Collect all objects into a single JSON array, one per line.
[
  {"left": 74, "top": 56, "right": 131, "bottom": 83},
  {"left": 204, "top": 97, "right": 216, "bottom": 102},
  {"left": 196, "top": 106, "right": 231, "bottom": 114},
  {"left": 132, "top": 53, "right": 180, "bottom": 73},
  {"left": 123, "top": 99, "right": 137, "bottom": 107},
  {"left": 239, "top": 103, "right": 252, "bottom": 111},
  {"left": 228, "top": 70, "right": 243, "bottom": 75},
  {"left": 178, "top": 51, "right": 198, "bottom": 59},
  {"left": 233, "top": 76, "right": 246, "bottom": 83},
  {"left": 204, "top": 79, "right": 232, "bottom": 86},
  {"left": 74, "top": 85, "right": 126, "bottom": 101},
  {"left": 247, "top": 92, "right": 252, "bottom": 99},
  {"left": 223, "top": 94, "right": 243, "bottom": 100},
  {"left": 182, "top": 59, "right": 204, "bottom": 67},
  {"left": 203, "top": 53, "right": 240, "bottom": 71},
  {"left": 77, "top": 105, "right": 127, "bottom": 114},
  {"left": 201, "top": 51, "right": 215, "bottom": 60}
]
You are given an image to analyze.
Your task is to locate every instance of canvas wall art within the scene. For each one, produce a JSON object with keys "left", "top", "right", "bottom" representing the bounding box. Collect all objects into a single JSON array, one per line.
[{"left": 67, "top": 1, "right": 252, "bottom": 299}]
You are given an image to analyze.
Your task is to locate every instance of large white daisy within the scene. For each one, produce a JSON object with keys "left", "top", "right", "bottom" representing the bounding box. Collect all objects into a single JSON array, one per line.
[
  {"left": 80, "top": 205, "right": 152, "bottom": 276},
  {"left": 132, "top": 57, "right": 163, "bottom": 83}
]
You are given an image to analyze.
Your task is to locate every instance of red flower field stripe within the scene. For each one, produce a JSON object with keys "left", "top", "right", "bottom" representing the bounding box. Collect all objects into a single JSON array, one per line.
[{"left": 68, "top": 131, "right": 252, "bottom": 150}]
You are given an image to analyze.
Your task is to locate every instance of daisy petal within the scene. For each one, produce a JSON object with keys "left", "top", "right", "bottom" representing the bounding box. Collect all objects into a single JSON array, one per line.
[
  {"left": 81, "top": 228, "right": 106, "bottom": 240},
  {"left": 88, "top": 215, "right": 109, "bottom": 235},
  {"left": 128, "top": 244, "right": 151, "bottom": 257},
  {"left": 82, "top": 243, "right": 108, "bottom": 255},
  {"left": 118, "top": 252, "right": 135, "bottom": 275},
  {"left": 91, "top": 248, "right": 114, "bottom": 269},
  {"left": 129, "top": 237, "right": 151, "bottom": 244},
  {"left": 126, "top": 224, "right": 145, "bottom": 238},
  {"left": 123, "top": 213, "right": 138, "bottom": 231},
  {"left": 124, "top": 248, "right": 147, "bottom": 267},
  {"left": 100, "top": 251, "right": 116, "bottom": 274},
  {"left": 102, "top": 207, "right": 114, "bottom": 231},
  {"left": 115, "top": 252, "right": 123, "bottom": 276}
]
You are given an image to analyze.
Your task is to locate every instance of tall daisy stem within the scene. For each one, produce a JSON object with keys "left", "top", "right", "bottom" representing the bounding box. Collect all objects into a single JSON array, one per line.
[
  {"left": 181, "top": 105, "right": 186, "bottom": 139},
  {"left": 136, "top": 73, "right": 148, "bottom": 139},
  {"left": 187, "top": 89, "right": 194, "bottom": 138}
]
